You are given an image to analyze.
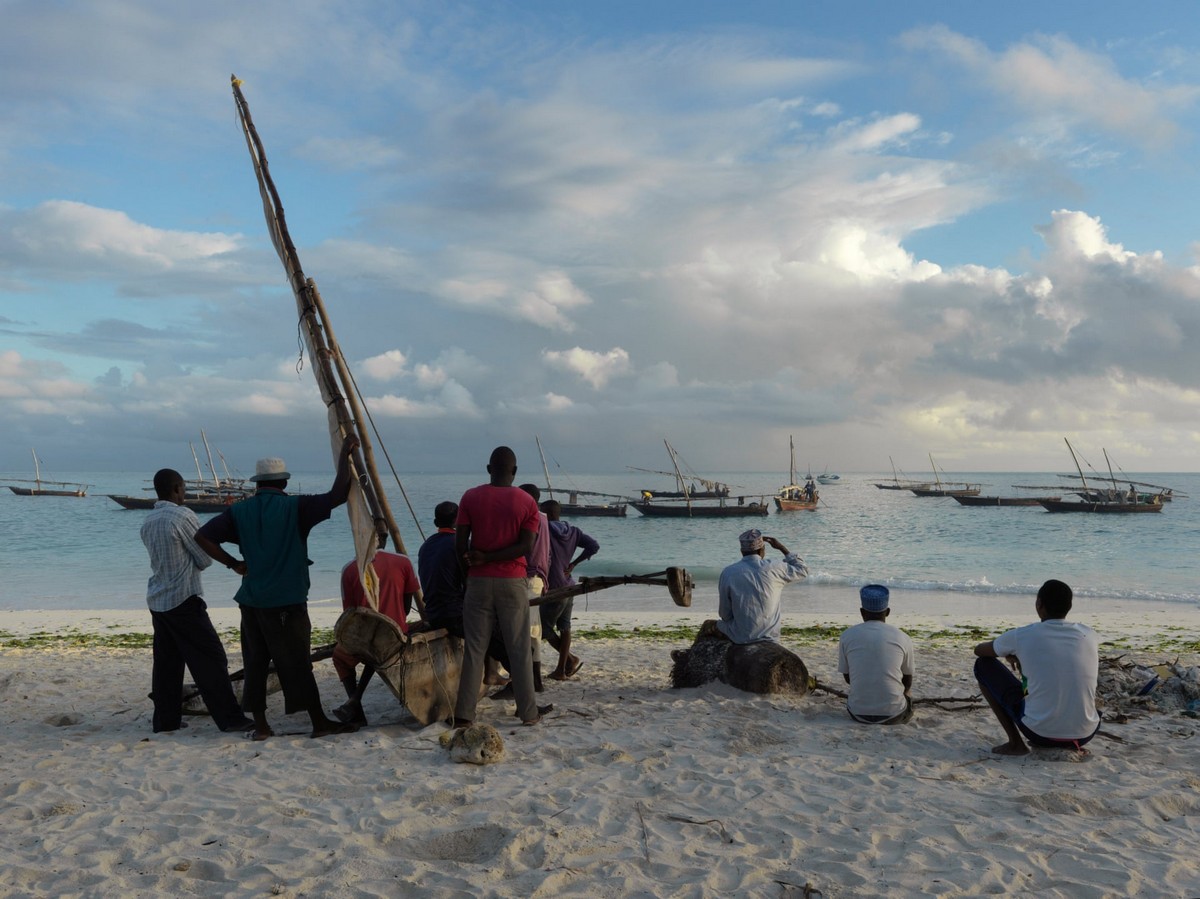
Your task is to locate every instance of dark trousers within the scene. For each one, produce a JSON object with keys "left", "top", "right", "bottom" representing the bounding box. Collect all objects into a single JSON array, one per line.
[
  {"left": 150, "top": 596, "right": 244, "bottom": 732},
  {"left": 974, "top": 657, "right": 1098, "bottom": 749},
  {"left": 239, "top": 603, "right": 320, "bottom": 715}
]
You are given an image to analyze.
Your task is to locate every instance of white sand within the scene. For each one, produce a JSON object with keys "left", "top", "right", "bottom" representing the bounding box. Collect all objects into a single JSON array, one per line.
[{"left": 2, "top": 597, "right": 1200, "bottom": 898}]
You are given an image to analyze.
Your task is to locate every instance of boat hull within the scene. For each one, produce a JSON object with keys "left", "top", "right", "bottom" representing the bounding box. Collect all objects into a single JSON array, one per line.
[
  {"left": 562, "top": 503, "right": 627, "bottom": 517},
  {"left": 1038, "top": 499, "right": 1163, "bottom": 513},
  {"left": 108, "top": 494, "right": 243, "bottom": 513},
  {"left": 911, "top": 487, "right": 982, "bottom": 497},
  {"left": 775, "top": 497, "right": 818, "bottom": 511},
  {"left": 953, "top": 495, "right": 1059, "bottom": 507},
  {"left": 632, "top": 501, "right": 769, "bottom": 518},
  {"left": 8, "top": 486, "right": 87, "bottom": 497}
]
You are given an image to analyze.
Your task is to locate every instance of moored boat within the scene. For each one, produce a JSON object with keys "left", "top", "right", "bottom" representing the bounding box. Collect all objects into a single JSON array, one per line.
[
  {"left": 4, "top": 449, "right": 90, "bottom": 497},
  {"left": 1039, "top": 440, "right": 1166, "bottom": 514},
  {"left": 535, "top": 436, "right": 627, "bottom": 517},
  {"left": 911, "top": 454, "right": 981, "bottom": 497},
  {"left": 775, "top": 436, "right": 819, "bottom": 511},
  {"left": 953, "top": 495, "right": 1059, "bottom": 507}
]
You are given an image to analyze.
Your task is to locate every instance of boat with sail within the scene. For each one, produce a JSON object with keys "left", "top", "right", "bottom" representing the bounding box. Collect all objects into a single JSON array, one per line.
[
  {"left": 1039, "top": 440, "right": 1163, "bottom": 513},
  {"left": 775, "top": 436, "right": 819, "bottom": 511},
  {"left": 631, "top": 440, "right": 769, "bottom": 517},
  {"left": 5, "top": 449, "right": 90, "bottom": 497},
  {"left": 535, "top": 435, "right": 627, "bottom": 517},
  {"left": 910, "top": 455, "right": 981, "bottom": 497}
]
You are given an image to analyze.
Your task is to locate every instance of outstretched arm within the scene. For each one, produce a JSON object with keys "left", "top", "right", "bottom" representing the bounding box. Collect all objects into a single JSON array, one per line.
[{"left": 328, "top": 434, "right": 361, "bottom": 507}]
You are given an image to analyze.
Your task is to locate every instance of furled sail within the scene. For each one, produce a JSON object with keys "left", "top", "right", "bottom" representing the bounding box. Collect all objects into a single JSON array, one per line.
[{"left": 230, "top": 75, "right": 408, "bottom": 607}]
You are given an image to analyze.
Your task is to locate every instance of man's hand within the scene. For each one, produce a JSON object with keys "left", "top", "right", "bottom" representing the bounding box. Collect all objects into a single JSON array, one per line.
[
  {"left": 764, "top": 535, "right": 789, "bottom": 554},
  {"left": 341, "top": 434, "right": 360, "bottom": 458},
  {"left": 230, "top": 560, "right": 248, "bottom": 576},
  {"left": 1005, "top": 654, "right": 1022, "bottom": 674}
]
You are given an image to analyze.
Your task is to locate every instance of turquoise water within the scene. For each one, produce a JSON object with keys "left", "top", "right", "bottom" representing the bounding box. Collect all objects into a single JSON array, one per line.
[{"left": 1, "top": 470, "right": 1196, "bottom": 612}]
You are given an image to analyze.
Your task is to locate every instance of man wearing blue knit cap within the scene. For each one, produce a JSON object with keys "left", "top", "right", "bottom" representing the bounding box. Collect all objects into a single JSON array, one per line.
[
  {"left": 713, "top": 529, "right": 808, "bottom": 644},
  {"left": 837, "top": 584, "right": 915, "bottom": 724}
]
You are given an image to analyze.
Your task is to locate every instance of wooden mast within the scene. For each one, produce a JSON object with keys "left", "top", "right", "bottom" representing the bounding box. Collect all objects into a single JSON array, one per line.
[
  {"left": 1065, "top": 438, "right": 1091, "bottom": 496},
  {"left": 665, "top": 439, "right": 693, "bottom": 516},
  {"left": 230, "top": 75, "right": 405, "bottom": 605},
  {"left": 536, "top": 435, "right": 555, "bottom": 501}
]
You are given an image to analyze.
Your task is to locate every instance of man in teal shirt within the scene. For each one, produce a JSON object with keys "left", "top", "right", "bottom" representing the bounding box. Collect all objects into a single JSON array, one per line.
[{"left": 197, "top": 434, "right": 359, "bottom": 741}]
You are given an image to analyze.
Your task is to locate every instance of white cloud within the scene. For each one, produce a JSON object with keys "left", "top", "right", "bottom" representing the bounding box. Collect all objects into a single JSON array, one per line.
[
  {"left": 361, "top": 349, "right": 408, "bottom": 381},
  {"left": 542, "top": 347, "right": 632, "bottom": 389}
]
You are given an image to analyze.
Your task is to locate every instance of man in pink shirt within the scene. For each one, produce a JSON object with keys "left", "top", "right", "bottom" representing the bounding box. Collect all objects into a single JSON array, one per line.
[{"left": 452, "top": 447, "right": 552, "bottom": 727}]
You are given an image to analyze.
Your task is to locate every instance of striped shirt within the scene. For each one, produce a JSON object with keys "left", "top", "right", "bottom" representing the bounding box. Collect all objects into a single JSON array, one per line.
[{"left": 140, "top": 500, "right": 212, "bottom": 612}]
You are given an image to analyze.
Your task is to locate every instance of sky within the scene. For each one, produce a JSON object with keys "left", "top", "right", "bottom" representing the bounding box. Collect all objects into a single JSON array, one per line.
[{"left": 4, "top": 0, "right": 1200, "bottom": 477}]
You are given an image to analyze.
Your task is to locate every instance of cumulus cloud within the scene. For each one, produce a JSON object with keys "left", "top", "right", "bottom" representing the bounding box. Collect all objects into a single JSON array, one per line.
[
  {"left": 361, "top": 349, "right": 408, "bottom": 381},
  {"left": 542, "top": 347, "right": 632, "bottom": 389}
]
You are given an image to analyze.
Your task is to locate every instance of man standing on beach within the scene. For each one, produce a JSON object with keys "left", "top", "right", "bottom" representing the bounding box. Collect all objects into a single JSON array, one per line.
[
  {"left": 330, "top": 540, "right": 422, "bottom": 726},
  {"left": 196, "top": 434, "right": 360, "bottom": 741},
  {"left": 541, "top": 499, "right": 600, "bottom": 679},
  {"left": 837, "top": 584, "right": 915, "bottom": 725},
  {"left": 712, "top": 529, "right": 808, "bottom": 644},
  {"left": 973, "top": 579, "right": 1100, "bottom": 755},
  {"left": 139, "top": 468, "right": 253, "bottom": 734},
  {"left": 452, "top": 447, "right": 551, "bottom": 727}
]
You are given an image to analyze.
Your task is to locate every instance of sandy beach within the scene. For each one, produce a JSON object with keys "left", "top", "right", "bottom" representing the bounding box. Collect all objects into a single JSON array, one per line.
[{"left": 2, "top": 596, "right": 1199, "bottom": 898}]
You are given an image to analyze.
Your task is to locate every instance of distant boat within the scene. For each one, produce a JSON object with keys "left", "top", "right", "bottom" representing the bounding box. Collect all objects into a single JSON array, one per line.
[
  {"left": 1038, "top": 440, "right": 1163, "bottom": 514},
  {"left": 107, "top": 431, "right": 253, "bottom": 513},
  {"left": 874, "top": 457, "right": 929, "bottom": 491},
  {"left": 816, "top": 467, "right": 841, "bottom": 485},
  {"left": 910, "top": 454, "right": 981, "bottom": 497},
  {"left": 631, "top": 440, "right": 768, "bottom": 518},
  {"left": 5, "top": 449, "right": 90, "bottom": 497},
  {"left": 535, "top": 435, "right": 627, "bottom": 517},
  {"left": 775, "top": 436, "right": 819, "bottom": 511}
]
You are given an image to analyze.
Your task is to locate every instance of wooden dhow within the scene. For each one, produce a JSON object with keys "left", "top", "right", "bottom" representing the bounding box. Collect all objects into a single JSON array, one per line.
[
  {"left": 775, "top": 436, "right": 819, "bottom": 511},
  {"left": 5, "top": 449, "right": 89, "bottom": 497}
]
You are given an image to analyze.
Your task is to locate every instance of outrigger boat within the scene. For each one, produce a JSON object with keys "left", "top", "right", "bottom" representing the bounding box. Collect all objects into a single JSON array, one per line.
[
  {"left": 230, "top": 77, "right": 693, "bottom": 725},
  {"left": 874, "top": 457, "right": 929, "bottom": 491},
  {"left": 107, "top": 431, "right": 253, "bottom": 512},
  {"left": 631, "top": 440, "right": 769, "bottom": 517},
  {"left": 910, "top": 454, "right": 981, "bottom": 497},
  {"left": 5, "top": 449, "right": 90, "bottom": 497},
  {"left": 775, "top": 436, "right": 819, "bottom": 511},
  {"left": 535, "top": 435, "right": 627, "bottom": 517},
  {"left": 1039, "top": 440, "right": 1163, "bottom": 514}
]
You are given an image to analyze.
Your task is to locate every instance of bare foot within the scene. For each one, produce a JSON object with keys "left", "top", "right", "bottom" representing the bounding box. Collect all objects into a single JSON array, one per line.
[
  {"left": 547, "top": 668, "right": 568, "bottom": 681},
  {"left": 483, "top": 675, "right": 510, "bottom": 687},
  {"left": 991, "top": 741, "right": 1030, "bottom": 756},
  {"left": 246, "top": 726, "right": 274, "bottom": 742}
]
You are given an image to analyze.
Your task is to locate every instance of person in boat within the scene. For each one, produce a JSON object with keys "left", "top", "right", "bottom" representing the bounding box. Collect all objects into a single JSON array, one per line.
[
  {"left": 451, "top": 447, "right": 552, "bottom": 727},
  {"left": 973, "top": 579, "right": 1100, "bottom": 756},
  {"left": 540, "top": 499, "right": 600, "bottom": 680},
  {"left": 412, "top": 501, "right": 511, "bottom": 686},
  {"left": 704, "top": 529, "right": 807, "bottom": 645},
  {"left": 139, "top": 468, "right": 254, "bottom": 735},
  {"left": 1126, "top": 484, "right": 1138, "bottom": 503},
  {"left": 329, "top": 540, "right": 422, "bottom": 726},
  {"left": 836, "top": 585, "right": 915, "bottom": 725},
  {"left": 195, "top": 435, "right": 361, "bottom": 741}
]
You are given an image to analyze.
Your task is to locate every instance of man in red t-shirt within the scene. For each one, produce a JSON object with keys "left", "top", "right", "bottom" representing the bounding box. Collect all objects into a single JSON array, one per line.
[
  {"left": 331, "top": 550, "right": 421, "bottom": 725},
  {"left": 452, "top": 446, "right": 552, "bottom": 727}
]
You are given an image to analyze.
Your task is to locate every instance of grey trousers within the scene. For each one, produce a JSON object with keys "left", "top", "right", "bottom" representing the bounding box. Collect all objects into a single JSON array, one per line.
[{"left": 455, "top": 576, "right": 536, "bottom": 722}]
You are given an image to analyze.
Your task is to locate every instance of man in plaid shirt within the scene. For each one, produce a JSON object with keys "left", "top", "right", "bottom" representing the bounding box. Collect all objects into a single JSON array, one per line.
[{"left": 140, "top": 468, "right": 252, "bottom": 734}]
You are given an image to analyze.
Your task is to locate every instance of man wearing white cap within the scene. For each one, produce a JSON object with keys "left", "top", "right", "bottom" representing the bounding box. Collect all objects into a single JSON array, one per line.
[
  {"left": 196, "top": 434, "right": 360, "bottom": 741},
  {"left": 837, "top": 585, "right": 915, "bottom": 725},
  {"left": 714, "top": 529, "right": 808, "bottom": 644}
]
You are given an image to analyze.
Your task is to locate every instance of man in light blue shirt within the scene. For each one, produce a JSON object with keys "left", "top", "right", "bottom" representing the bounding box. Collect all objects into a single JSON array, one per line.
[
  {"left": 715, "top": 529, "right": 808, "bottom": 644},
  {"left": 140, "top": 468, "right": 251, "bottom": 734}
]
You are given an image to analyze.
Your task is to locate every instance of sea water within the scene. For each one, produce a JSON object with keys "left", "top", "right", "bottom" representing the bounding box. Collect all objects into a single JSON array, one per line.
[{"left": 1, "top": 470, "right": 1197, "bottom": 615}]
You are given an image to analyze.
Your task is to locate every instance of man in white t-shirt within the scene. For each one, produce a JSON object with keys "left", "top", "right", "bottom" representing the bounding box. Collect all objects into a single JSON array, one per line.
[
  {"left": 837, "top": 584, "right": 915, "bottom": 725},
  {"left": 973, "top": 579, "right": 1100, "bottom": 756}
]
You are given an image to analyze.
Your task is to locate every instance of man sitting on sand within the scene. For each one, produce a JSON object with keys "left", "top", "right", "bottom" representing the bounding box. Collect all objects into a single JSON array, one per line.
[
  {"left": 973, "top": 579, "right": 1100, "bottom": 755},
  {"left": 710, "top": 529, "right": 808, "bottom": 644},
  {"left": 330, "top": 540, "right": 422, "bottom": 726},
  {"left": 837, "top": 584, "right": 914, "bottom": 725}
]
